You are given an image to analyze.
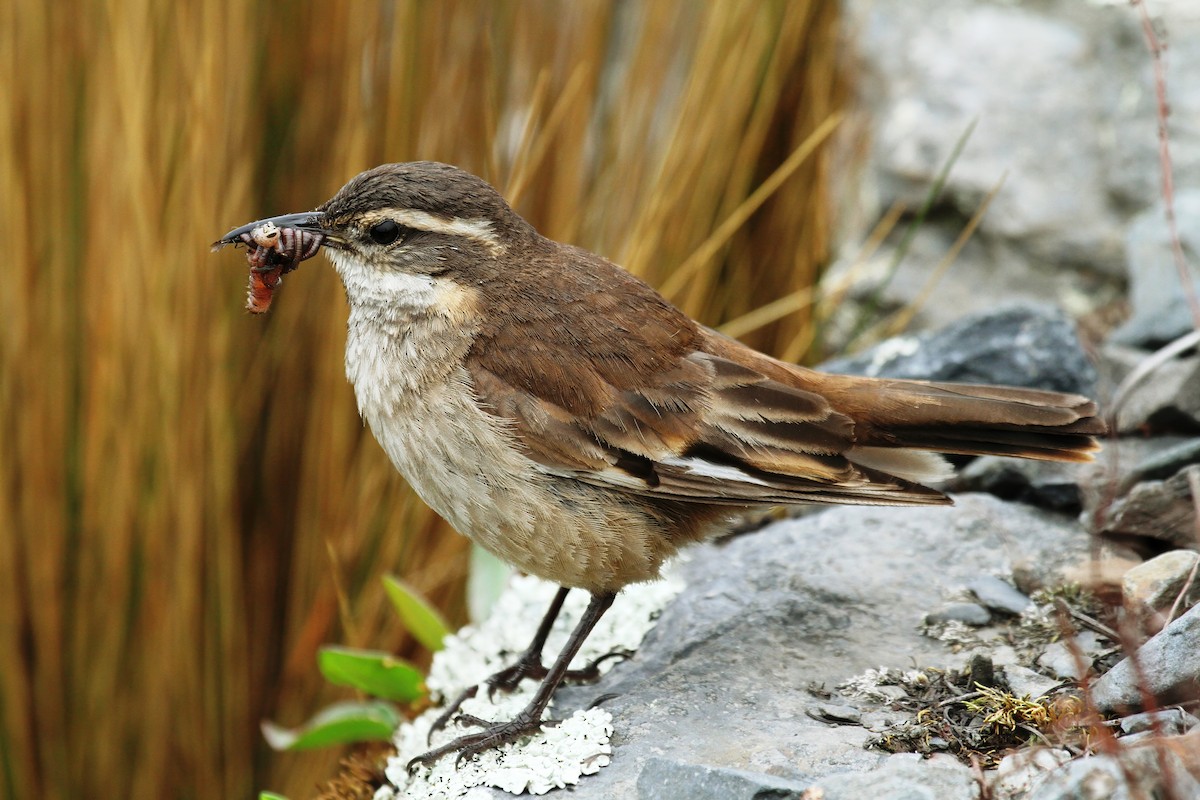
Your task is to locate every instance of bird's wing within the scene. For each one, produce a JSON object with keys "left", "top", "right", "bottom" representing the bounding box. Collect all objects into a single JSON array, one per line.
[
  {"left": 466, "top": 252, "right": 948, "bottom": 507},
  {"left": 468, "top": 349, "right": 949, "bottom": 507}
]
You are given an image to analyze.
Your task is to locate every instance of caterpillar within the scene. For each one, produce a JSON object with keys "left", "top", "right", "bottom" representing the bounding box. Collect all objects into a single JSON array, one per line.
[{"left": 236, "top": 221, "right": 325, "bottom": 314}]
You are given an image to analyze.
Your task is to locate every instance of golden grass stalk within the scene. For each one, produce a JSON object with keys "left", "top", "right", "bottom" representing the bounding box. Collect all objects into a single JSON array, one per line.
[{"left": 0, "top": 2, "right": 845, "bottom": 798}]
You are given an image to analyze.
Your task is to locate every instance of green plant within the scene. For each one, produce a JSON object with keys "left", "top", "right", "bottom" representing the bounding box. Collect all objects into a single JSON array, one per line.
[{"left": 261, "top": 577, "right": 448, "bottom": 753}]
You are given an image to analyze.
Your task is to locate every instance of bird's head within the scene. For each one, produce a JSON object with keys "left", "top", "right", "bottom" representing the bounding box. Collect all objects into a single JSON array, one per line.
[{"left": 214, "top": 162, "right": 533, "bottom": 313}]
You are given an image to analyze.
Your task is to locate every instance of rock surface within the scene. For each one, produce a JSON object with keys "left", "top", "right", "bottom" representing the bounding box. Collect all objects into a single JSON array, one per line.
[
  {"left": 1107, "top": 350, "right": 1200, "bottom": 435},
  {"left": 836, "top": 0, "right": 1200, "bottom": 337},
  {"left": 1090, "top": 602, "right": 1200, "bottom": 712},
  {"left": 822, "top": 304, "right": 1097, "bottom": 396},
  {"left": 1111, "top": 191, "right": 1200, "bottom": 348},
  {"left": 492, "top": 495, "right": 1091, "bottom": 799},
  {"left": 1099, "top": 465, "right": 1200, "bottom": 552},
  {"left": 954, "top": 457, "right": 1090, "bottom": 514},
  {"left": 1122, "top": 549, "right": 1200, "bottom": 631},
  {"left": 966, "top": 575, "right": 1034, "bottom": 616},
  {"left": 1024, "top": 746, "right": 1200, "bottom": 800}
]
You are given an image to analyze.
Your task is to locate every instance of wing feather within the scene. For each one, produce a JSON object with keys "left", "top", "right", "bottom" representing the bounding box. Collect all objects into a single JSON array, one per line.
[{"left": 467, "top": 349, "right": 948, "bottom": 508}]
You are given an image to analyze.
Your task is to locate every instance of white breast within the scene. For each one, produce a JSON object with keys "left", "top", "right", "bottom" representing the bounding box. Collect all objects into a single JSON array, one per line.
[{"left": 330, "top": 252, "right": 675, "bottom": 591}]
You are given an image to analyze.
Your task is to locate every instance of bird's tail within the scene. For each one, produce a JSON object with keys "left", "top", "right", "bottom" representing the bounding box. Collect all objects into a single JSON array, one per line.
[{"left": 820, "top": 377, "right": 1105, "bottom": 462}]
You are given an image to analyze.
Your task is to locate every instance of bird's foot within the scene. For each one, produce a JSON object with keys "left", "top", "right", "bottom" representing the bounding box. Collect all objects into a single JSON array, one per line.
[
  {"left": 427, "top": 647, "right": 633, "bottom": 742},
  {"left": 487, "top": 646, "right": 632, "bottom": 696},
  {"left": 408, "top": 710, "right": 554, "bottom": 772},
  {"left": 426, "top": 659, "right": 539, "bottom": 742}
]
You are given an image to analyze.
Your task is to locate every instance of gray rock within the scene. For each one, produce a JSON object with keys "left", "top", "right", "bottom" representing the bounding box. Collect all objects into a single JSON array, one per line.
[
  {"left": 1079, "top": 436, "right": 1199, "bottom": 527},
  {"left": 1090, "top": 602, "right": 1200, "bottom": 712},
  {"left": 802, "top": 754, "right": 978, "bottom": 800},
  {"left": 1109, "top": 352, "right": 1200, "bottom": 435},
  {"left": 1111, "top": 191, "right": 1200, "bottom": 348},
  {"left": 1036, "top": 640, "right": 1091, "bottom": 682},
  {"left": 1118, "top": 708, "right": 1200, "bottom": 736},
  {"left": 1076, "top": 435, "right": 1198, "bottom": 497},
  {"left": 1026, "top": 747, "right": 1200, "bottom": 800},
  {"left": 822, "top": 304, "right": 1097, "bottom": 396},
  {"left": 1122, "top": 550, "right": 1200, "bottom": 628},
  {"left": 926, "top": 602, "right": 992, "bottom": 626},
  {"left": 966, "top": 575, "right": 1034, "bottom": 616},
  {"left": 1100, "top": 465, "right": 1200, "bottom": 552},
  {"left": 955, "top": 457, "right": 1089, "bottom": 513},
  {"left": 852, "top": 1, "right": 1127, "bottom": 271},
  {"left": 636, "top": 759, "right": 810, "bottom": 800},
  {"left": 811, "top": 702, "right": 864, "bottom": 724},
  {"left": 1002, "top": 665, "right": 1060, "bottom": 700},
  {"left": 1128, "top": 438, "right": 1200, "bottom": 485},
  {"left": 835, "top": 0, "right": 1200, "bottom": 339},
  {"left": 543, "top": 495, "right": 1091, "bottom": 799},
  {"left": 991, "top": 748, "right": 1073, "bottom": 800}
]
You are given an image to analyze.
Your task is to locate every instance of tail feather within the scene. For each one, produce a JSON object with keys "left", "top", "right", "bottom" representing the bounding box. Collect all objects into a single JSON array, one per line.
[{"left": 820, "top": 378, "right": 1106, "bottom": 463}]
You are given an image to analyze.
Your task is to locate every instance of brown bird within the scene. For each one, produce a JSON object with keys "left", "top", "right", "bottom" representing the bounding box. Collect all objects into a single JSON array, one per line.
[{"left": 215, "top": 161, "right": 1104, "bottom": 768}]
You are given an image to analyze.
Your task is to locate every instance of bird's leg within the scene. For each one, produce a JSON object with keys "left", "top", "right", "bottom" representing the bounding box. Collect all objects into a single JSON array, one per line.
[
  {"left": 487, "top": 586, "right": 572, "bottom": 693},
  {"left": 409, "top": 591, "right": 616, "bottom": 771},
  {"left": 428, "top": 587, "right": 631, "bottom": 740}
]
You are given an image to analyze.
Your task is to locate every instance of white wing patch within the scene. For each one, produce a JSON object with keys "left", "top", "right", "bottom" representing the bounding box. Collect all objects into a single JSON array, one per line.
[
  {"left": 847, "top": 446, "right": 954, "bottom": 484},
  {"left": 660, "top": 456, "right": 772, "bottom": 487}
]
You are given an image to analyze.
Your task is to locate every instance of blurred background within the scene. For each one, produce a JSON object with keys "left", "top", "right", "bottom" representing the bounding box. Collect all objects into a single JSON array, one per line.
[{"left": 1, "top": 2, "right": 852, "bottom": 797}]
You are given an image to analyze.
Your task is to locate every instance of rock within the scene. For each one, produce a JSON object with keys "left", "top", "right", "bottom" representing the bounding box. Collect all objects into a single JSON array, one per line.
[
  {"left": 801, "top": 754, "right": 977, "bottom": 800},
  {"left": 1090, "top": 602, "right": 1200, "bottom": 713},
  {"left": 1100, "top": 465, "right": 1200, "bottom": 553},
  {"left": 833, "top": 0, "right": 1176, "bottom": 333},
  {"left": 1026, "top": 747, "right": 1200, "bottom": 800},
  {"left": 1111, "top": 191, "right": 1200, "bottom": 348},
  {"left": 1107, "top": 351, "right": 1200, "bottom": 435},
  {"left": 822, "top": 304, "right": 1097, "bottom": 396},
  {"left": 1074, "top": 435, "right": 1199, "bottom": 505},
  {"left": 1152, "top": 729, "right": 1200, "bottom": 783},
  {"left": 966, "top": 575, "right": 1034, "bottom": 616},
  {"left": 811, "top": 702, "right": 864, "bottom": 725},
  {"left": 1118, "top": 708, "right": 1200, "bottom": 736},
  {"left": 991, "top": 748, "right": 1072, "bottom": 800},
  {"left": 852, "top": 1, "right": 1130, "bottom": 271},
  {"left": 925, "top": 602, "right": 991, "bottom": 626},
  {"left": 1036, "top": 641, "right": 1091, "bottom": 682},
  {"left": 1122, "top": 550, "right": 1200, "bottom": 630},
  {"left": 1002, "top": 665, "right": 1060, "bottom": 700},
  {"left": 1127, "top": 438, "right": 1200, "bottom": 486},
  {"left": 635, "top": 759, "right": 810, "bottom": 800},
  {"left": 990, "top": 645, "right": 1021, "bottom": 668},
  {"left": 537, "top": 495, "right": 1091, "bottom": 799},
  {"left": 954, "top": 456, "right": 1089, "bottom": 513}
]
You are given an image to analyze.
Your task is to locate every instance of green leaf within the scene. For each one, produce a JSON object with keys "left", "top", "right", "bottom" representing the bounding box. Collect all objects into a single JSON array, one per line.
[
  {"left": 317, "top": 645, "right": 425, "bottom": 702},
  {"left": 383, "top": 575, "right": 449, "bottom": 652},
  {"left": 467, "top": 543, "right": 512, "bottom": 623},
  {"left": 261, "top": 700, "right": 400, "bottom": 751},
  {"left": 258, "top": 793, "right": 289, "bottom": 800}
]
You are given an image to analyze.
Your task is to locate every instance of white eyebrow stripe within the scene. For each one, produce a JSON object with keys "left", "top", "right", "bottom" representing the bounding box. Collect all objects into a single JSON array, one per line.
[{"left": 362, "top": 208, "right": 504, "bottom": 254}]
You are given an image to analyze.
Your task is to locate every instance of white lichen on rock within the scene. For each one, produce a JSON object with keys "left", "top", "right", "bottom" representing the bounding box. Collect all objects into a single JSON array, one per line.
[
  {"left": 838, "top": 666, "right": 930, "bottom": 702},
  {"left": 380, "top": 569, "right": 684, "bottom": 798}
]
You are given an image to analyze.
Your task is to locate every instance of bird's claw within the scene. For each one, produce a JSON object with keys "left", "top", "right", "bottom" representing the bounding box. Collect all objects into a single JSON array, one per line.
[{"left": 407, "top": 712, "right": 549, "bottom": 773}]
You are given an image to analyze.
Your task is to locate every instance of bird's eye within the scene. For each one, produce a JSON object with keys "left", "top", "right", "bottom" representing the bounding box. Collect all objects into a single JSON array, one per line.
[{"left": 368, "top": 219, "right": 403, "bottom": 245}]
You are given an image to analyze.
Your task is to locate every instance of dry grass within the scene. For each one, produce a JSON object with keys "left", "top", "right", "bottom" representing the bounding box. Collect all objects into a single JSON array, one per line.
[{"left": 0, "top": 2, "right": 846, "bottom": 798}]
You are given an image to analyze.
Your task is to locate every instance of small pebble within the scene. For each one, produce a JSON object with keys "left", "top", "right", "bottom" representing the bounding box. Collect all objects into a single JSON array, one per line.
[
  {"left": 812, "top": 703, "right": 863, "bottom": 724},
  {"left": 1037, "top": 640, "right": 1091, "bottom": 681},
  {"left": 1002, "top": 665, "right": 1059, "bottom": 699},
  {"left": 966, "top": 576, "right": 1033, "bottom": 616}
]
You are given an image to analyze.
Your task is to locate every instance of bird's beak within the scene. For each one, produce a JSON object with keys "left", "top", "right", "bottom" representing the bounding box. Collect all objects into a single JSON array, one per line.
[{"left": 211, "top": 211, "right": 342, "bottom": 250}]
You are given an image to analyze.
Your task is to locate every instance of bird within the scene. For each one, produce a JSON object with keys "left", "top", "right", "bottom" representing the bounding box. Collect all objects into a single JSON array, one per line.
[{"left": 215, "top": 161, "right": 1105, "bottom": 768}]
